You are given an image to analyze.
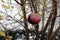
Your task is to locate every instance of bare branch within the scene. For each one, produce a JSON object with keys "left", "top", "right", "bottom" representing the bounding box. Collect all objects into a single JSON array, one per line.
[
  {"left": 14, "top": 0, "right": 22, "bottom": 6},
  {"left": 20, "top": 0, "right": 29, "bottom": 40},
  {"left": 47, "top": 0, "right": 58, "bottom": 40},
  {"left": 49, "top": 26, "right": 60, "bottom": 40}
]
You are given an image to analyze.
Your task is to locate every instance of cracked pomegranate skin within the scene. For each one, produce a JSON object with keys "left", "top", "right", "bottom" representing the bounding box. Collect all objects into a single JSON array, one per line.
[{"left": 28, "top": 13, "right": 41, "bottom": 24}]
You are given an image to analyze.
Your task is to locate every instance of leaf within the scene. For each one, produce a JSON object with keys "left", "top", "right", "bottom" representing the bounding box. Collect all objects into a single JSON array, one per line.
[
  {"left": 8, "top": 0, "right": 11, "bottom": 2},
  {"left": 11, "top": 6, "right": 14, "bottom": 8},
  {"left": 42, "top": 2, "right": 47, "bottom": 7},
  {"left": 0, "top": 15, "right": 2, "bottom": 20},
  {"left": 0, "top": 12, "right": 3, "bottom": 20},
  {"left": 39, "top": 10, "right": 44, "bottom": 16},
  {"left": 2, "top": 3, "right": 9, "bottom": 9},
  {"left": 1, "top": 0, "right": 4, "bottom": 2},
  {"left": 0, "top": 31, "right": 6, "bottom": 37},
  {"left": 19, "top": 14, "right": 24, "bottom": 19},
  {"left": 34, "top": 0, "right": 37, "bottom": 4},
  {"left": 39, "top": 13, "right": 42, "bottom": 16}
]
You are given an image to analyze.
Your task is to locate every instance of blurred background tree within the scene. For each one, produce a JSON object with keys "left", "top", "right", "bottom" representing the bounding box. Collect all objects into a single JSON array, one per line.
[{"left": 0, "top": 0, "right": 60, "bottom": 40}]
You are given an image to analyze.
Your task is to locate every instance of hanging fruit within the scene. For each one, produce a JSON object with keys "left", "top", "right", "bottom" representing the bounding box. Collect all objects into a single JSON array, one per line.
[{"left": 28, "top": 13, "right": 41, "bottom": 24}]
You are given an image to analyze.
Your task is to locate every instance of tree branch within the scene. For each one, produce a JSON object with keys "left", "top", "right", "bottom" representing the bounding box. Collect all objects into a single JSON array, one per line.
[
  {"left": 20, "top": 0, "right": 29, "bottom": 40},
  {"left": 47, "top": 0, "right": 58, "bottom": 40},
  {"left": 50, "top": 26, "right": 60, "bottom": 40},
  {"left": 14, "top": 0, "right": 22, "bottom": 6}
]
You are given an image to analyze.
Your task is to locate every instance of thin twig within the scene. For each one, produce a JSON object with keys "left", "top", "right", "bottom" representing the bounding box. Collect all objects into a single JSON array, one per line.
[
  {"left": 14, "top": 0, "right": 22, "bottom": 6},
  {"left": 47, "top": 0, "right": 58, "bottom": 40},
  {"left": 50, "top": 26, "right": 60, "bottom": 40},
  {"left": 20, "top": 0, "right": 29, "bottom": 40}
]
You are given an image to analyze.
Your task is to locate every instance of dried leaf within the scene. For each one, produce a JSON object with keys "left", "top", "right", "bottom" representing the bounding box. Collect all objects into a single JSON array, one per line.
[
  {"left": 0, "top": 12, "right": 3, "bottom": 20},
  {"left": 42, "top": 2, "right": 47, "bottom": 7},
  {"left": 0, "top": 31, "right": 6, "bottom": 37},
  {"left": 39, "top": 10, "right": 44, "bottom": 16},
  {"left": 11, "top": 6, "right": 14, "bottom": 8},
  {"left": 8, "top": 0, "right": 11, "bottom": 2},
  {"left": 2, "top": 3, "right": 9, "bottom": 9},
  {"left": 19, "top": 14, "right": 24, "bottom": 19},
  {"left": 1, "top": 0, "right": 4, "bottom": 2}
]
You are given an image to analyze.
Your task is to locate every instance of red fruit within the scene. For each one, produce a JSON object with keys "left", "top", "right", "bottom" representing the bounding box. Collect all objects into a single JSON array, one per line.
[{"left": 28, "top": 13, "right": 41, "bottom": 24}]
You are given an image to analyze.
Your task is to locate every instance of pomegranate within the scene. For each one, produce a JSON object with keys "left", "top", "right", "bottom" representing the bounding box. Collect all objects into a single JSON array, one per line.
[{"left": 28, "top": 13, "right": 41, "bottom": 24}]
